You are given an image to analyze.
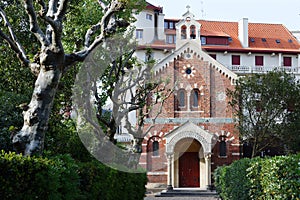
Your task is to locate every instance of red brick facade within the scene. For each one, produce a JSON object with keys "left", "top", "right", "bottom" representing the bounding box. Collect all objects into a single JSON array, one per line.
[{"left": 139, "top": 45, "right": 241, "bottom": 187}]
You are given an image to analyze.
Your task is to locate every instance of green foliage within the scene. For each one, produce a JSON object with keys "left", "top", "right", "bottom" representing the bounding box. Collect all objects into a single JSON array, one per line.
[
  {"left": 214, "top": 159, "right": 251, "bottom": 200},
  {"left": 227, "top": 71, "right": 300, "bottom": 156},
  {"left": 0, "top": 91, "right": 30, "bottom": 151},
  {"left": 0, "top": 151, "right": 147, "bottom": 200},
  {"left": 0, "top": 151, "right": 80, "bottom": 200},
  {"left": 214, "top": 154, "right": 300, "bottom": 200},
  {"left": 248, "top": 154, "right": 300, "bottom": 200},
  {"left": 0, "top": 1, "right": 36, "bottom": 93},
  {"left": 78, "top": 159, "right": 147, "bottom": 200}
]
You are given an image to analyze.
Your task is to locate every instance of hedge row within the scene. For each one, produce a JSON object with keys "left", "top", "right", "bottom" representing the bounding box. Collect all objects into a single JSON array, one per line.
[
  {"left": 214, "top": 154, "right": 300, "bottom": 200},
  {"left": 0, "top": 151, "right": 147, "bottom": 200}
]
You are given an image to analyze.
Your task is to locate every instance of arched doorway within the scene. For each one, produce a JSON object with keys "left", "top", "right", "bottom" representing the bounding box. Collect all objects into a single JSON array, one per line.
[
  {"left": 164, "top": 122, "right": 214, "bottom": 190},
  {"left": 173, "top": 138, "right": 206, "bottom": 188},
  {"left": 176, "top": 138, "right": 201, "bottom": 187}
]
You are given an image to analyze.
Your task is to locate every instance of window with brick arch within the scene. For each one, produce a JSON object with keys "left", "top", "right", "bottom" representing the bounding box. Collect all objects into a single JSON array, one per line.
[
  {"left": 219, "top": 136, "right": 227, "bottom": 157},
  {"left": 191, "top": 89, "right": 200, "bottom": 108},
  {"left": 153, "top": 141, "right": 159, "bottom": 156},
  {"left": 178, "top": 89, "right": 186, "bottom": 107}
]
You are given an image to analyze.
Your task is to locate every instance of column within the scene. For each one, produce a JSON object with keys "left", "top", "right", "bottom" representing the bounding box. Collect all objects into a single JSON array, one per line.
[
  {"left": 204, "top": 153, "right": 212, "bottom": 190},
  {"left": 187, "top": 90, "right": 191, "bottom": 111},
  {"left": 166, "top": 153, "right": 174, "bottom": 191}
]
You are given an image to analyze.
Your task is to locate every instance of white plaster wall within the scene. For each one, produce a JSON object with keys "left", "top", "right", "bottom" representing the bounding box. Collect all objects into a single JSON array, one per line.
[
  {"left": 213, "top": 52, "right": 298, "bottom": 68},
  {"left": 157, "top": 13, "right": 166, "bottom": 41},
  {"left": 134, "top": 50, "right": 171, "bottom": 64},
  {"left": 134, "top": 10, "right": 155, "bottom": 44}
]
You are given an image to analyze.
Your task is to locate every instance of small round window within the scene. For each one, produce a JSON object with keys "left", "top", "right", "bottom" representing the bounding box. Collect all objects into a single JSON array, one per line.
[{"left": 185, "top": 68, "right": 192, "bottom": 75}]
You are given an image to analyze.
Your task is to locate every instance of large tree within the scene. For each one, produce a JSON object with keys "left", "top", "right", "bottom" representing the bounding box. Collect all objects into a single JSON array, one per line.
[
  {"left": 0, "top": 0, "right": 145, "bottom": 156},
  {"left": 227, "top": 71, "right": 300, "bottom": 157}
]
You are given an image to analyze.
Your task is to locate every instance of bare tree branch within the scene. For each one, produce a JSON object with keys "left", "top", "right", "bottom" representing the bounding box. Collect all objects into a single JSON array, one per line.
[
  {"left": 64, "top": 1, "right": 129, "bottom": 68},
  {"left": 55, "top": 0, "right": 69, "bottom": 21},
  {"left": 0, "top": 7, "right": 30, "bottom": 66},
  {"left": 98, "top": 0, "right": 107, "bottom": 11},
  {"left": 23, "top": 0, "right": 49, "bottom": 47}
]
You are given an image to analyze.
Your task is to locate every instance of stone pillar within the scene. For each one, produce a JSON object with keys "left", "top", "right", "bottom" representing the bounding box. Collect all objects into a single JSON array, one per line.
[
  {"left": 204, "top": 153, "right": 212, "bottom": 190},
  {"left": 187, "top": 90, "right": 191, "bottom": 111},
  {"left": 166, "top": 153, "right": 174, "bottom": 191}
]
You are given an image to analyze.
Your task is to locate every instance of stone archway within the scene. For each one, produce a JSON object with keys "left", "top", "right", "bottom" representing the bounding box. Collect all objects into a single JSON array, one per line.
[{"left": 164, "top": 121, "right": 213, "bottom": 190}]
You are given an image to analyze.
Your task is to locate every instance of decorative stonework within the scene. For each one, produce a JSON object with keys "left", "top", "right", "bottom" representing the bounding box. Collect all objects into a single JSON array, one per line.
[
  {"left": 216, "top": 92, "right": 226, "bottom": 101},
  {"left": 145, "top": 117, "right": 234, "bottom": 124},
  {"left": 182, "top": 64, "right": 196, "bottom": 79},
  {"left": 164, "top": 121, "right": 214, "bottom": 154},
  {"left": 167, "top": 131, "right": 210, "bottom": 153}
]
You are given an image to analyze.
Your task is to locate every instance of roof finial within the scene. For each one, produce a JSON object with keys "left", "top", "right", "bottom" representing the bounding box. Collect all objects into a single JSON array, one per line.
[{"left": 186, "top": 5, "right": 190, "bottom": 12}]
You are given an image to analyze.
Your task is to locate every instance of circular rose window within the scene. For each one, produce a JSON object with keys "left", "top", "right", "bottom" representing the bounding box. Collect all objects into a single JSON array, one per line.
[{"left": 182, "top": 64, "right": 196, "bottom": 79}]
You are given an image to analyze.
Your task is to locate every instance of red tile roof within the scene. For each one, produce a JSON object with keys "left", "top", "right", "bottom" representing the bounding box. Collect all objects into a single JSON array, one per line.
[
  {"left": 146, "top": 2, "right": 163, "bottom": 13},
  {"left": 199, "top": 20, "right": 300, "bottom": 53},
  {"left": 160, "top": 19, "right": 300, "bottom": 53},
  {"left": 138, "top": 39, "right": 175, "bottom": 50}
]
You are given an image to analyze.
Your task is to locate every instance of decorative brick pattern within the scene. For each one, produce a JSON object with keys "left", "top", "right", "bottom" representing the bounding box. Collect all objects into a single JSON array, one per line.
[{"left": 140, "top": 46, "right": 240, "bottom": 185}]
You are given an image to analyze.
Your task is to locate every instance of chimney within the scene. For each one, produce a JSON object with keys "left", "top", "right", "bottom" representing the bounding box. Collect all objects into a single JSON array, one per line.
[{"left": 238, "top": 18, "right": 249, "bottom": 48}]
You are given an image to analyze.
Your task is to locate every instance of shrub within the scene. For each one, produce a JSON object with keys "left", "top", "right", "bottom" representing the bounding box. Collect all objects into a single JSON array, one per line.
[
  {"left": 0, "top": 151, "right": 80, "bottom": 200},
  {"left": 247, "top": 157, "right": 264, "bottom": 199},
  {"left": 78, "top": 160, "right": 147, "bottom": 200},
  {"left": 0, "top": 151, "right": 147, "bottom": 200},
  {"left": 214, "top": 158, "right": 251, "bottom": 200},
  {"left": 214, "top": 154, "right": 300, "bottom": 200},
  {"left": 259, "top": 154, "right": 300, "bottom": 199}
]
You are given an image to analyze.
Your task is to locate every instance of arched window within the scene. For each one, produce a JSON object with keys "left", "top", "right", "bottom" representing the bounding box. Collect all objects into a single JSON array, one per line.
[
  {"left": 192, "top": 89, "right": 199, "bottom": 107},
  {"left": 219, "top": 136, "right": 227, "bottom": 157},
  {"left": 153, "top": 141, "right": 159, "bottom": 156},
  {"left": 181, "top": 25, "right": 187, "bottom": 39},
  {"left": 178, "top": 89, "right": 185, "bottom": 107},
  {"left": 190, "top": 25, "right": 196, "bottom": 39}
]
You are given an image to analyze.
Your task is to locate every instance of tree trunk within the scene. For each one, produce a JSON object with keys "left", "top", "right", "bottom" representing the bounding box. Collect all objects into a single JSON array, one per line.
[
  {"left": 12, "top": 49, "right": 63, "bottom": 156},
  {"left": 125, "top": 137, "right": 143, "bottom": 168}
]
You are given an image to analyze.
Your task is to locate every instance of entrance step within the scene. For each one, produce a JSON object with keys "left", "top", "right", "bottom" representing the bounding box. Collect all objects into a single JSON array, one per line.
[{"left": 156, "top": 189, "right": 219, "bottom": 197}]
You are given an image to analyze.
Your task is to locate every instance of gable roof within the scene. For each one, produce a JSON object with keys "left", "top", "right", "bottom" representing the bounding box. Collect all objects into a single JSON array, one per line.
[
  {"left": 146, "top": 2, "right": 163, "bottom": 13},
  {"left": 154, "top": 40, "right": 238, "bottom": 84},
  {"left": 141, "top": 18, "right": 300, "bottom": 54}
]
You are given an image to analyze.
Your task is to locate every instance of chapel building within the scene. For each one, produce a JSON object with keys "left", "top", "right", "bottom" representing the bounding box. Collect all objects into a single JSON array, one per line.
[{"left": 132, "top": 2, "right": 300, "bottom": 189}]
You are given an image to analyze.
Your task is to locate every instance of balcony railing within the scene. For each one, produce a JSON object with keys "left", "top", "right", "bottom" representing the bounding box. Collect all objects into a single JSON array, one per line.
[{"left": 227, "top": 65, "right": 300, "bottom": 74}]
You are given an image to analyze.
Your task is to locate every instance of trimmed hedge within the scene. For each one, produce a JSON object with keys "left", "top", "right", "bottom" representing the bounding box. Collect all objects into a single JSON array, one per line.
[
  {"left": 78, "top": 160, "right": 148, "bottom": 200},
  {"left": 0, "top": 151, "right": 147, "bottom": 200},
  {"left": 214, "top": 154, "right": 300, "bottom": 200},
  {"left": 0, "top": 151, "right": 80, "bottom": 200}
]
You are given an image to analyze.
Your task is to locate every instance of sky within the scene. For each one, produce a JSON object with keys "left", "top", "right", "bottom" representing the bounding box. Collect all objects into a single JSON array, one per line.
[{"left": 147, "top": 0, "right": 300, "bottom": 31}]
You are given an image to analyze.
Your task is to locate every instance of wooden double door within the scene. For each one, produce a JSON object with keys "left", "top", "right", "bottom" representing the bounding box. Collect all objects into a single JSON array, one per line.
[{"left": 179, "top": 152, "right": 200, "bottom": 187}]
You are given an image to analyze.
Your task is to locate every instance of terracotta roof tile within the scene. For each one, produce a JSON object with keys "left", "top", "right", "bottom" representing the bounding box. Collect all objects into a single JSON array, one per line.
[
  {"left": 160, "top": 19, "right": 300, "bottom": 53},
  {"left": 199, "top": 20, "right": 300, "bottom": 52}
]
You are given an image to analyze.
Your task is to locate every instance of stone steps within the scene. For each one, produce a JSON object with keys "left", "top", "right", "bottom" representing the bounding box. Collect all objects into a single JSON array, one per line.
[{"left": 156, "top": 189, "right": 219, "bottom": 197}]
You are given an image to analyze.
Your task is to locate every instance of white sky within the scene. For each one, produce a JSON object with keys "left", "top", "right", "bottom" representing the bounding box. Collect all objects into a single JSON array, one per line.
[{"left": 147, "top": 0, "right": 300, "bottom": 31}]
